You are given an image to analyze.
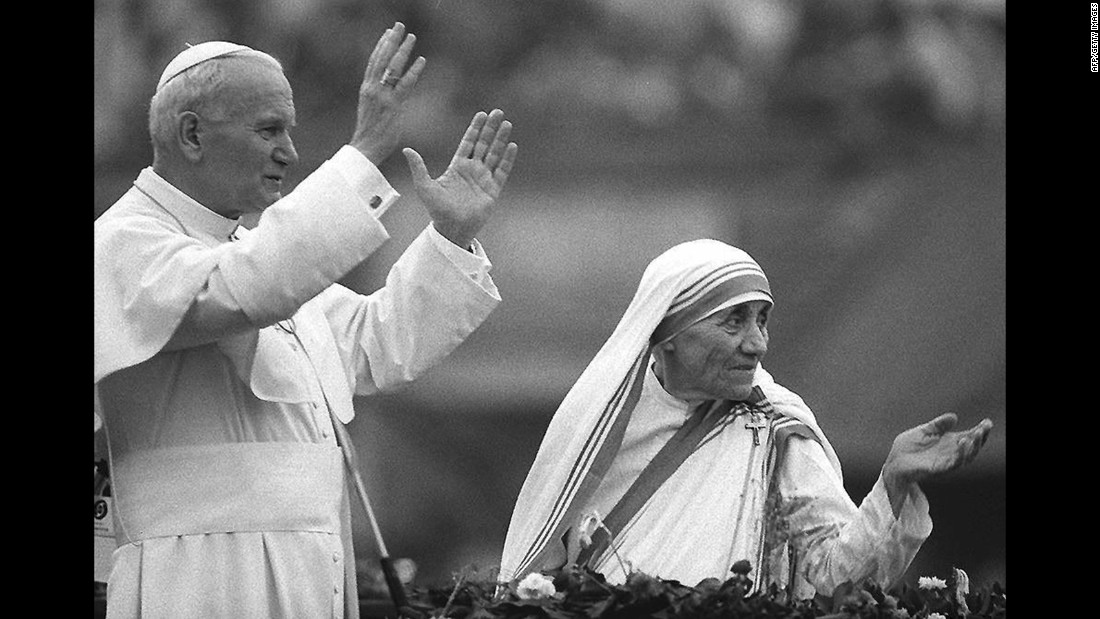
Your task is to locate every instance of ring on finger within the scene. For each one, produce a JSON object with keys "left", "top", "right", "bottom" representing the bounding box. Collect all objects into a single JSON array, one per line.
[{"left": 381, "top": 69, "right": 401, "bottom": 87}]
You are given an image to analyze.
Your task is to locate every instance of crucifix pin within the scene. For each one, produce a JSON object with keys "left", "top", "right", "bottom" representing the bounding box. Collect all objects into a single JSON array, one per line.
[{"left": 745, "top": 412, "right": 767, "bottom": 446}]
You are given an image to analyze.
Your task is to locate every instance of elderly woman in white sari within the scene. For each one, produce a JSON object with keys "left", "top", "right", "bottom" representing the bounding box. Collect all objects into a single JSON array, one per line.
[{"left": 500, "top": 239, "right": 992, "bottom": 599}]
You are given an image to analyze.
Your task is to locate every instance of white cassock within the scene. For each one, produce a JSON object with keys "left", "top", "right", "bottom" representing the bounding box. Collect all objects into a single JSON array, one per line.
[{"left": 94, "top": 146, "right": 500, "bottom": 619}]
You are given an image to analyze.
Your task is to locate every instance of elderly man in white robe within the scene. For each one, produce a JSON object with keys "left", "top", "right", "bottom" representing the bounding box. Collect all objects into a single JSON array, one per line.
[
  {"left": 94, "top": 23, "right": 517, "bottom": 619},
  {"left": 500, "top": 239, "right": 992, "bottom": 600}
]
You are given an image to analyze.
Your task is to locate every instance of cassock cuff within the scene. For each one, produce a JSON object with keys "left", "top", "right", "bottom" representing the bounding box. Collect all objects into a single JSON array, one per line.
[
  {"left": 427, "top": 223, "right": 496, "bottom": 293},
  {"left": 331, "top": 145, "right": 401, "bottom": 218}
]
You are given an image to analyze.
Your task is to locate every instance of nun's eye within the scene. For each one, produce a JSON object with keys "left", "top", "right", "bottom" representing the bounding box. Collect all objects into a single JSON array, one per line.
[{"left": 722, "top": 318, "right": 744, "bottom": 332}]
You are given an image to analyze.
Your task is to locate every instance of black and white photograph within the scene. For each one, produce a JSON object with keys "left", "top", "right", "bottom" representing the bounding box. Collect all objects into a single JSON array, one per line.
[{"left": 94, "top": 1, "right": 1006, "bottom": 617}]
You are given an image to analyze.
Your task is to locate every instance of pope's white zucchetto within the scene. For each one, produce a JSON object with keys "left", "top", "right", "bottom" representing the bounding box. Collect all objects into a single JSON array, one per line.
[{"left": 156, "top": 41, "right": 258, "bottom": 92}]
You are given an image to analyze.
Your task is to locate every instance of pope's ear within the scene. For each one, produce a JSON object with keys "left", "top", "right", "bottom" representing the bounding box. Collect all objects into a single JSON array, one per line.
[{"left": 177, "top": 111, "right": 203, "bottom": 162}]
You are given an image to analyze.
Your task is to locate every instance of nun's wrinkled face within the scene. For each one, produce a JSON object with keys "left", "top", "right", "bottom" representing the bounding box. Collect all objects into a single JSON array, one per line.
[
  {"left": 653, "top": 300, "right": 770, "bottom": 403},
  {"left": 194, "top": 58, "right": 299, "bottom": 218}
]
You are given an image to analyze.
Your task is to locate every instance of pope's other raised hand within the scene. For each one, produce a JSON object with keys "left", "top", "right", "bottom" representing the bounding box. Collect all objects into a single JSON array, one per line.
[
  {"left": 402, "top": 109, "right": 518, "bottom": 249},
  {"left": 351, "top": 22, "right": 427, "bottom": 166}
]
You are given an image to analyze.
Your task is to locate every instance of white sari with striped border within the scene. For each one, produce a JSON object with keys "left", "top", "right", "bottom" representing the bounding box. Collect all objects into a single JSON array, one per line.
[{"left": 499, "top": 240, "right": 842, "bottom": 585}]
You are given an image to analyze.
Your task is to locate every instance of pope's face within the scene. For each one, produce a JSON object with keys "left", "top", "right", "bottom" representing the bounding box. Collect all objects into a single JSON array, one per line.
[
  {"left": 196, "top": 59, "right": 298, "bottom": 218},
  {"left": 653, "top": 300, "right": 771, "bottom": 403}
]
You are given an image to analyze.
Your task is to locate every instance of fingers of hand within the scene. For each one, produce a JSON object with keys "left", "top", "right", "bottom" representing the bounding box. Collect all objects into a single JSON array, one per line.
[
  {"left": 978, "top": 418, "right": 993, "bottom": 444},
  {"left": 392, "top": 56, "right": 426, "bottom": 96},
  {"left": 492, "top": 142, "right": 519, "bottom": 187},
  {"left": 473, "top": 109, "right": 506, "bottom": 160},
  {"left": 924, "top": 412, "right": 958, "bottom": 436},
  {"left": 970, "top": 421, "right": 992, "bottom": 448},
  {"left": 367, "top": 28, "right": 392, "bottom": 71},
  {"left": 952, "top": 425, "right": 988, "bottom": 463},
  {"left": 402, "top": 148, "right": 431, "bottom": 184},
  {"left": 368, "top": 23, "right": 404, "bottom": 80},
  {"left": 368, "top": 23, "right": 421, "bottom": 89},
  {"left": 454, "top": 111, "right": 490, "bottom": 161},
  {"left": 483, "top": 120, "right": 513, "bottom": 169},
  {"left": 384, "top": 33, "right": 418, "bottom": 81},
  {"left": 959, "top": 436, "right": 980, "bottom": 464}
]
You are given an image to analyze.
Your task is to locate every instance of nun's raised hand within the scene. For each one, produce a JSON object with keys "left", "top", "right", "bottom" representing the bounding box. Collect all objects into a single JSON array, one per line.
[{"left": 880, "top": 413, "right": 993, "bottom": 514}]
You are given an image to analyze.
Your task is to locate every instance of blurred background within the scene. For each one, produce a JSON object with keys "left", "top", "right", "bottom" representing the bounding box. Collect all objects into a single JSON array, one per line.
[{"left": 94, "top": 0, "right": 1005, "bottom": 593}]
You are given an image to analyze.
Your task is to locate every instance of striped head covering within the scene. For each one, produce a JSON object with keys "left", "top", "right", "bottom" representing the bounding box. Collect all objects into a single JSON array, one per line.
[
  {"left": 499, "top": 239, "right": 841, "bottom": 583},
  {"left": 649, "top": 243, "right": 773, "bottom": 346}
]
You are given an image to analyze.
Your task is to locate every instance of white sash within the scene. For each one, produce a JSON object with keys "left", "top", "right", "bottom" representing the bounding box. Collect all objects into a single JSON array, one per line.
[{"left": 110, "top": 442, "right": 345, "bottom": 545}]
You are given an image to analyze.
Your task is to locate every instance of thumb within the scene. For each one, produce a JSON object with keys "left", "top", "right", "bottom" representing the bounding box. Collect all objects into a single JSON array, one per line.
[
  {"left": 402, "top": 148, "right": 432, "bottom": 186},
  {"left": 922, "top": 412, "right": 958, "bottom": 435}
]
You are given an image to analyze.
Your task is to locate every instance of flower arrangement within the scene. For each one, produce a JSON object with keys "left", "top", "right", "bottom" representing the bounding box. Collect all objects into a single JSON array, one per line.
[{"left": 386, "top": 562, "right": 1005, "bottom": 619}]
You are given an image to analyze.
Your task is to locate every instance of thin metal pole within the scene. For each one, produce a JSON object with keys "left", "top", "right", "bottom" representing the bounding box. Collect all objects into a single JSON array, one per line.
[{"left": 332, "top": 416, "right": 410, "bottom": 612}]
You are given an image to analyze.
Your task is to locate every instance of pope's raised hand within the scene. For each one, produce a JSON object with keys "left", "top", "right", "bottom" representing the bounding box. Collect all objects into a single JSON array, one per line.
[
  {"left": 882, "top": 413, "right": 993, "bottom": 486},
  {"left": 351, "top": 22, "right": 427, "bottom": 165},
  {"left": 401, "top": 109, "right": 518, "bottom": 249}
]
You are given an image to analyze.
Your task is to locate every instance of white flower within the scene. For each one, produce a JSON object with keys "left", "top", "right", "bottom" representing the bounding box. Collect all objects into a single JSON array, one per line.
[
  {"left": 516, "top": 572, "right": 557, "bottom": 600},
  {"left": 577, "top": 511, "right": 603, "bottom": 548},
  {"left": 927, "top": 613, "right": 947, "bottom": 619},
  {"left": 575, "top": 509, "right": 633, "bottom": 578},
  {"left": 393, "top": 558, "right": 417, "bottom": 584},
  {"left": 952, "top": 567, "right": 970, "bottom": 595},
  {"left": 918, "top": 576, "right": 947, "bottom": 590}
]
